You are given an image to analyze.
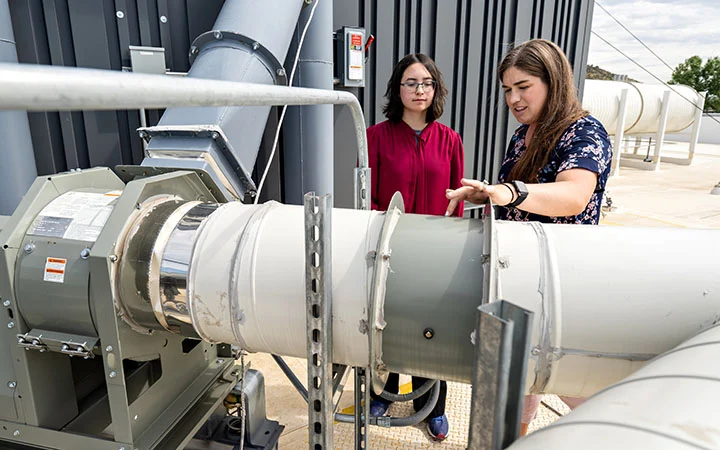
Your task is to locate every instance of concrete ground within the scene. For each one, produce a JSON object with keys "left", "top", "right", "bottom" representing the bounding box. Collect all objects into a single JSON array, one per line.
[{"left": 246, "top": 140, "right": 720, "bottom": 449}]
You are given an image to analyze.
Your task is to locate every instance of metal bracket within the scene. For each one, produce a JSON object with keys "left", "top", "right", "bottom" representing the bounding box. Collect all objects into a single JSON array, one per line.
[
  {"left": 304, "top": 192, "right": 334, "bottom": 450},
  {"left": 467, "top": 301, "right": 533, "bottom": 450},
  {"left": 17, "top": 329, "right": 99, "bottom": 359},
  {"left": 353, "top": 167, "right": 370, "bottom": 210},
  {"left": 353, "top": 367, "right": 369, "bottom": 449}
]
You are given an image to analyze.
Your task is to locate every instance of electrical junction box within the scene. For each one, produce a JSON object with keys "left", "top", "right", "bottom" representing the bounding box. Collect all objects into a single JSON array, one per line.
[{"left": 335, "top": 26, "right": 366, "bottom": 88}]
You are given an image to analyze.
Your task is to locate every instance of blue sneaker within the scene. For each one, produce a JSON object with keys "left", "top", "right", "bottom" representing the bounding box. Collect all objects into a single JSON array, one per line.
[
  {"left": 427, "top": 414, "right": 449, "bottom": 440},
  {"left": 369, "top": 400, "right": 390, "bottom": 417}
]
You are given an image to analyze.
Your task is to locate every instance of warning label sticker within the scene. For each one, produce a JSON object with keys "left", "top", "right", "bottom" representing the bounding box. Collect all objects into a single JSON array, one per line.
[
  {"left": 28, "top": 191, "right": 120, "bottom": 242},
  {"left": 44, "top": 257, "right": 67, "bottom": 283}
]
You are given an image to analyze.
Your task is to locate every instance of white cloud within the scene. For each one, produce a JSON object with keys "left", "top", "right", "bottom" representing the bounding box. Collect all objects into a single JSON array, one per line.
[{"left": 588, "top": 0, "right": 720, "bottom": 83}]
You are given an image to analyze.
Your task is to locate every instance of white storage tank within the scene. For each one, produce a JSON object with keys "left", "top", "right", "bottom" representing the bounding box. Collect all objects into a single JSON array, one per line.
[{"left": 583, "top": 79, "right": 702, "bottom": 135}]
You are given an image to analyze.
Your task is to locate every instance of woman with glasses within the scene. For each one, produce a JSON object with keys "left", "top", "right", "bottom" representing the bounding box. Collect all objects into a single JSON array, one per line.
[
  {"left": 367, "top": 53, "right": 464, "bottom": 441},
  {"left": 445, "top": 39, "right": 612, "bottom": 435}
]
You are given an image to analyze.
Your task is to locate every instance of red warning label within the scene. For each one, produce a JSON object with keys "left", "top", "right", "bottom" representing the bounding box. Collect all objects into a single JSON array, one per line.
[
  {"left": 351, "top": 34, "right": 363, "bottom": 47},
  {"left": 44, "top": 257, "right": 67, "bottom": 283}
]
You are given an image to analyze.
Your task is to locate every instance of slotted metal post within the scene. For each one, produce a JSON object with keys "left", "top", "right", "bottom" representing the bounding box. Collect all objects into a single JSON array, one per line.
[
  {"left": 467, "top": 300, "right": 533, "bottom": 450},
  {"left": 305, "top": 192, "right": 334, "bottom": 450},
  {"left": 353, "top": 367, "right": 369, "bottom": 449}
]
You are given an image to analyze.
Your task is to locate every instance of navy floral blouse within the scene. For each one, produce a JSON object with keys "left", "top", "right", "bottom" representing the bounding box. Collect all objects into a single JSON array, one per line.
[{"left": 496, "top": 115, "right": 612, "bottom": 224}]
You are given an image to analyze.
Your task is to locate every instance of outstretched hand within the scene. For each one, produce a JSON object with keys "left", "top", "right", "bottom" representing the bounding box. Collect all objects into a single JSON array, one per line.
[{"left": 445, "top": 178, "right": 513, "bottom": 216}]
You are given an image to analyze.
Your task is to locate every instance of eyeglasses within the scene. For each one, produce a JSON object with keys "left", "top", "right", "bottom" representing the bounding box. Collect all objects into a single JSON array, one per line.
[{"left": 400, "top": 80, "right": 436, "bottom": 91}]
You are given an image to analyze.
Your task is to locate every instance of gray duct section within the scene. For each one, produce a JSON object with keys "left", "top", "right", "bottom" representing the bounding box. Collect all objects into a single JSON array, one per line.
[
  {"left": 144, "top": 0, "right": 304, "bottom": 200},
  {"left": 382, "top": 214, "right": 485, "bottom": 380},
  {"left": 0, "top": 0, "right": 37, "bottom": 215},
  {"left": 283, "top": 0, "right": 335, "bottom": 204}
]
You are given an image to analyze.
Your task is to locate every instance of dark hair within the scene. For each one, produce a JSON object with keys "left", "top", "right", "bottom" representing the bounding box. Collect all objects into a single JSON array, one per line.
[
  {"left": 498, "top": 39, "right": 588, "bottom": 183},
  {"left": 382, "top": 53, "right": 448, "bottom": 123}
]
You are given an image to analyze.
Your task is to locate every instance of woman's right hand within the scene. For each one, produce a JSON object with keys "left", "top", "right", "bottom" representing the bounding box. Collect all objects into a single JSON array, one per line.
[{"left": 445, "top": 178, "right": 514, "bottom": 216}]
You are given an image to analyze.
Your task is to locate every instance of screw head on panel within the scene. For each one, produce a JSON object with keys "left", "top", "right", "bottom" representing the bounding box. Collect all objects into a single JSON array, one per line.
[
  {"left": 109, "top": 371, "right": 117, "bottom": 378},
  {"left": 7, "top": 322, "right": 14, "bottom": 329},
  {"left": 160, "top": 15, "right": 168, "bottom": 23},
  {"left": 116, "top": 11, "right": 125, "bottom": 19},
  {"left": 7, "top": 381, "right": 16, "bottom": 388},
  {"left": 2, "top": 299, "right": 9, "bottom": 307}
]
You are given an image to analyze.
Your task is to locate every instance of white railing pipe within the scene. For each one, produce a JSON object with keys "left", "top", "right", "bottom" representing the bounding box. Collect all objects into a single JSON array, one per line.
[{"left": 0, "top": 63, "right": 369, "bottom": 171}]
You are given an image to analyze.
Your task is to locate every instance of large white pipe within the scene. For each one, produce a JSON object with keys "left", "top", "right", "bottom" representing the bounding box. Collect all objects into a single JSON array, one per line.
[
  {"left": 188, "top": 201, "right": 384, "bottom": 365},
  {"left": 507, "top": 323, "right": 720, "bottom": 449},
  {"left": 494, "top": 220, "right": 720, "bottom": 397},
  {"left": 583, "top": 79, "right": 701, "bottom": 135},
  {"left": 161, "top": 200, "right": 720, "bottom": 399}
]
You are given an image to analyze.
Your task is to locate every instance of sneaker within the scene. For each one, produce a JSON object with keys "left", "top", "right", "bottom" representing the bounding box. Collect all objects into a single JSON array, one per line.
[
  {"left": 369, "top": 400, "right": 390, "bottom": 417},
  {"left": 427, "top": 414, "right": 449, "bottom": 440}
]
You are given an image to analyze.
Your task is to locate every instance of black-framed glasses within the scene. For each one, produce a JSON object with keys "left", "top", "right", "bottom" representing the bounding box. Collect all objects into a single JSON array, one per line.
[{"left": 400, "top": 80, "right": 436, "bottom": 90}]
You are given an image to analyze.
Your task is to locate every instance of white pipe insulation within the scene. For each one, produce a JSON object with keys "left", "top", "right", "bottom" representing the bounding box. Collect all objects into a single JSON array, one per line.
[
  {"left": 507, "top": 323, "right": 720, "bottom": 449},
  {"left": 170, "top": 200, "right": 720, "bottom": 400},
  {"left": 583, "top": 79, "right": 702, "bottom": 134}
]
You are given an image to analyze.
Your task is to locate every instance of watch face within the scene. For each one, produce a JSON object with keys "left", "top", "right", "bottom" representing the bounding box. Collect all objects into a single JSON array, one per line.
[{"left": 513, "top": 180, "right": 528, "bottom": 196}]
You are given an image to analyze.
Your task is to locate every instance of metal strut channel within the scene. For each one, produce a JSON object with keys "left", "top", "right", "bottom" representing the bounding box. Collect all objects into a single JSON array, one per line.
[{"left": 305, "top": 192, "right": 334, "bottom": 450}]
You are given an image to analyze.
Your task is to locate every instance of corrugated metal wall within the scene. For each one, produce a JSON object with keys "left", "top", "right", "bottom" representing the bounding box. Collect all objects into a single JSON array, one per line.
[
  {"left": 7, "top": 0, "right": 593, "bottom": 208},
  {"left": 8, "top": 0, "right": 222, "bottom": 175},
  {"left": 333, "top": 0, "right": 594, "bottom": 207}
]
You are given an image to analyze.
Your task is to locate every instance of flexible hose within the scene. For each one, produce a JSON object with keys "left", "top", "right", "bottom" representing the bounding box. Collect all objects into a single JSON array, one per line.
[
  {"left": 377, "top": 378, "right": 436, "bottom": 403},
  {"left": 334, "top": 380, "right": 439, "bottom": 427}
]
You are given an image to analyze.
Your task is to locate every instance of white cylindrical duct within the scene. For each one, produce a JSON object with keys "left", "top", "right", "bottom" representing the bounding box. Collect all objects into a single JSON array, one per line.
[
  {"left": 143, "top": 198, "right": 720, "bottom": 399},
  {"left": 507, "top": 323, "right": 720, "bottom": 449},
  {"left": 583, "top": 79, "right": 701, "bottom": 134},
  {"left": 188, "top": 201, "right": 384, "bottom": 366},
  {"left": 495, "top": 220, "right": 720, "bottom": 398}
]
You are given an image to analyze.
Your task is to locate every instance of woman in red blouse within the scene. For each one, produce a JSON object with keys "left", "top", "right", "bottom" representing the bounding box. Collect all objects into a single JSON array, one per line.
[
  {"left": 367, "top": 53, "right": 464, "bottom": 441},
  {"left": 368, "top": 53, "right": 464, "bottom": 218}
]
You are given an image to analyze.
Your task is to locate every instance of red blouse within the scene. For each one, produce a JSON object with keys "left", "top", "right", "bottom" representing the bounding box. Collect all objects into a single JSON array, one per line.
[{"left": 367, "top": 120, "right": 464, "bottom": 216}]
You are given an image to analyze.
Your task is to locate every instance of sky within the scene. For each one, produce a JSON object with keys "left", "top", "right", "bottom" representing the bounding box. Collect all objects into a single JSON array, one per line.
[{"left": 588, "top": 0, "right": 720, "bottom": 83}]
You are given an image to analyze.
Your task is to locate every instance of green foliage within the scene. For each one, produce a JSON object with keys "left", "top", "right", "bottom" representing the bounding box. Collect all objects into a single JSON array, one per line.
[
  {"left": 670, "top": 56, "right": 720, "bottom": 112},
  {"left": 586, "top": 64, "right": 614, "bottom": 80}
]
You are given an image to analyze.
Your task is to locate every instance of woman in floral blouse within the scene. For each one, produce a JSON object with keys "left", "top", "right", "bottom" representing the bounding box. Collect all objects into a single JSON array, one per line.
[{"left": 445, "top": 39, "right": 612, "bottom": 434}]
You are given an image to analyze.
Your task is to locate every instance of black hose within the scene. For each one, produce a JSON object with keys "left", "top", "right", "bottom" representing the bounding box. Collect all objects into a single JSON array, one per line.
[
  {"left": 377, "top": 378, "right": 435, "bottom": 403},
  {"left": 334, "top": 380, "right": 439, "bottom": 427}
]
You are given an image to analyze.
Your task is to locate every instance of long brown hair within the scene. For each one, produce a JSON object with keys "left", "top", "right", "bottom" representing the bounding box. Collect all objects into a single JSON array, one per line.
[
  {"left": 499, "top": 39, "right": 587, "bottom": 182},
  {"left": 383, "top": 53, "right": 448, "bottom": 123}
]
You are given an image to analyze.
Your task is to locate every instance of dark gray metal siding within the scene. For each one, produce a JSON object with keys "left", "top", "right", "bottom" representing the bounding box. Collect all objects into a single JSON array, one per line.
[
  {"left": 332, "top": 0, "right": 594, "bottom": 207},
  {"left": 8, "top": 0, "right": 223, "bottom": 175}
]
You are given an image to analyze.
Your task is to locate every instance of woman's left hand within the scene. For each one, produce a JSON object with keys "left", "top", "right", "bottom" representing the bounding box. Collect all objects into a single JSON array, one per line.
[{"left": 445, "top": 178, "right": 514, "bottom": 216}]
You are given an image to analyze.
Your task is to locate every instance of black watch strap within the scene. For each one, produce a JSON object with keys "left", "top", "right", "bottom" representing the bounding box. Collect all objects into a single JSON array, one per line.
[{"left": 507, "top": 180, "right": 528, "bottom": 207}]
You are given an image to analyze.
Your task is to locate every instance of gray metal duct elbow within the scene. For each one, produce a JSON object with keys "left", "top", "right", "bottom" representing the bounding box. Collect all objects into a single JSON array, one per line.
[{"left": 144, "top": 0, "right": 304, "bottom": 200}]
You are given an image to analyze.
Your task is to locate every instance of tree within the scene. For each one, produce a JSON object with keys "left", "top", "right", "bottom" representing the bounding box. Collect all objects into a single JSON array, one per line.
[{"left": 669, "top": 56, "right": 720, "bottom": 112}]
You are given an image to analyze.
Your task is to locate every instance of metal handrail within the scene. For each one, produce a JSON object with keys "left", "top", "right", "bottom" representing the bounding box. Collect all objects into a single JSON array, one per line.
[{"left": 0, "top": 63, "right": 369, "bottom": 173}]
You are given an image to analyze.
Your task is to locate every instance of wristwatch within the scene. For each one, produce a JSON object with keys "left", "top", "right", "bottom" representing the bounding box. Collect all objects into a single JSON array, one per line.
[{"left": 507, "top": 180, "right": 528, "bottom": 207}]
